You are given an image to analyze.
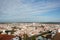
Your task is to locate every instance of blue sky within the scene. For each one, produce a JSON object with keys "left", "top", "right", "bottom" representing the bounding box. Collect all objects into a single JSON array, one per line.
[{"left": 0, "top": 0, "right": 60, "bottom": 22}]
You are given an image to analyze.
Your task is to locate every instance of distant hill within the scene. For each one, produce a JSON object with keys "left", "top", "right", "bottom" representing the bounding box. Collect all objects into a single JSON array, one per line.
[{"left": 0, "top": 22, "right": 60, "bottom": 24}]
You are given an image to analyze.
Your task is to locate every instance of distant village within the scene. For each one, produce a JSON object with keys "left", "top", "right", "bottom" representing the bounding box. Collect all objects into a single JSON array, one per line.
[{"left": 0, "top": 23, "right": 60, "bottom": 40}]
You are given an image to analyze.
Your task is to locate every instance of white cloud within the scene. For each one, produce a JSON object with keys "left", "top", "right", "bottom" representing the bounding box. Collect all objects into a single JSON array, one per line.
[{"left": 0, "top": 0, "right": 60, "bottom": 22}]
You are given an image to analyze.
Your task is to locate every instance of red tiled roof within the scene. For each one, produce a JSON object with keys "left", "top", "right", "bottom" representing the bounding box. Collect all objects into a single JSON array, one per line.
[
  {"left": 52, "top": 33, "right": 60, "bottom": 40},
  {"left": 0, "top": 34, "right": 15, "bottom": 40}
]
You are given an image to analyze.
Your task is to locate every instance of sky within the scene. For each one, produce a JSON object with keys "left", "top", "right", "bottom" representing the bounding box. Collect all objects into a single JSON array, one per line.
[{"left": 0, "top": 0, "right": 60, "bottom": 22}]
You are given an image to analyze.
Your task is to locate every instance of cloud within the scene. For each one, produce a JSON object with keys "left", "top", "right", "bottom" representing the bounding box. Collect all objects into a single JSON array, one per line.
[{"left": 0, "top": 0, "right": 60, "bottom": 22}]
